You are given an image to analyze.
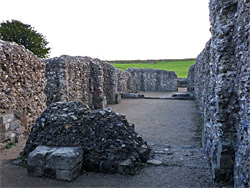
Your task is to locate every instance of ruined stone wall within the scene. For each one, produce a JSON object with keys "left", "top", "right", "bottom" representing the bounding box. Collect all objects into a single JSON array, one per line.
[
  {"left": 125, "top": 71, "right": 137, "bottom": 92},
  {"left": 0, "top": 40, "right": 47, "bottom": 134},
  {"left": 177, "top": 78, "right": 187, "bottom": 88},
  {"left": 45, "top": 55, "right": 137, "bottom": 109},
  {"left": 187, "top": 0, "right": 249, "bottom": 186},
  {"left": 126, "top": 68, "right": 177, "bottom": 91}
]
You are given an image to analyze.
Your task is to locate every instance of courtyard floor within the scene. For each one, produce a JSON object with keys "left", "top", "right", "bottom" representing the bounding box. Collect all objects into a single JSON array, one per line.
[{"left": 0, "top": 91, "right": 217, "bottom": 187}]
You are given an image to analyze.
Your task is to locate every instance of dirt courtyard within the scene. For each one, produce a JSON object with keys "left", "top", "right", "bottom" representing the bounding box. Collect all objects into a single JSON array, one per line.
[{"left": 0, "top": 94, "right": 217, "bottom": 187}]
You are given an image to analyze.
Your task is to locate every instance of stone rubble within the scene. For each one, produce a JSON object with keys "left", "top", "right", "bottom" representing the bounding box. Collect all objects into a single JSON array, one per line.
[
  {"left": 188, "top": 0, "right": 250, "bottom": 187},
  {"left": 0, "top": 40, "right": 47, "bottom": 133},
  {"left": 21, "top": 101, "right": 151, "bottom": 175},
  {"left": 126, "top": 68, "right": 177, "bottom": 92}
]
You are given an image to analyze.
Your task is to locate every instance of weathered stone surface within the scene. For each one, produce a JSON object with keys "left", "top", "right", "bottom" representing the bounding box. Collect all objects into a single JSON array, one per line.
[
  {"left": 0, "top": 40, "right": 47, "bottom": 133},
  {"left": 147, "top": 159, "right": 163, "bottom": 166},
  {"left": 177, "top": 78, "right": 187, "bottom": 88},
  {"left": 0, "top": 112, "right": 26, "bottom": 143},
  {"left": 127, "top": 68, "right": 177, "bottom": 92},
  {"left": 27, "top": 146, "right": 83, "bottom": 181},
  {"left": 118, "top": 159, "right": 136, "bottom": 175},
  {"left": 187, "top": 0, "right": 250, "bottom": 186},
  {"left": 45, "top": 55, "right": 137, "bottom": 109},
  {"left": 121, "top": 93, "right": 144, "bottom": 99},
  {"left": 187, "top": 65, "right": 195, "bottom": 92},
  {"left": 45, "top": 147, "right": 83, "bottom": 170},
  {"left": 28, "top": 146, "right": 56, "bottom": 167},
  {"left": 22, "top": 101, "right": 151, "bottom": 175}
]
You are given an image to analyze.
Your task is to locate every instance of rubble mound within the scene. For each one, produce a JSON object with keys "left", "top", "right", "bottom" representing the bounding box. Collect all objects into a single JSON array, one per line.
[{"left": 21, "top": 101, "right": 151, "bottom": 174}]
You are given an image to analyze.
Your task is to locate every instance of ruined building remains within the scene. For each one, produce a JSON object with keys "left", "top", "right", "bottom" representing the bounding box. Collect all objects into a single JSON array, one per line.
[
  {"left": 188, "top": 0, "right": 249, "bottom": 187},
  {"left": 45, "top": 55, "right": 137, "bottom": 109},
  {"left": 127, "top": 68, "right": 177, "bottom": 91},
  {"left": 0, "top": 40, "right": 47, "bottom": 140},
  {"left": 22, "top": 101, "right": 151, "bottom": 176}
]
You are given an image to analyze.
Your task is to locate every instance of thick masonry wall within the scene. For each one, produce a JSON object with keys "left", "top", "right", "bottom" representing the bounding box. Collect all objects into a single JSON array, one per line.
[
  {"left": 45, "top": 55, "right": 137, "bottom": 109},
  {"left": 127, "top": 68, "right": 177, "bottom": 91},
  {"left": 0, "top": 40, "right": 47, "bottom": 133},
  {"left": 187, "top": 0, "right": 249, "bottom": 187}
]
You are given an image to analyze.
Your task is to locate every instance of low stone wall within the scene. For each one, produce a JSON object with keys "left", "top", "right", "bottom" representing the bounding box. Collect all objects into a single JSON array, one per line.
[
  {"left": 45, "top": 55, "right": 137, "bottom": 109},
  {"left": 0, "top": 40, "right": 47, "bottom": 133},
  {"left": 126, "top": 68, "right": 177, "bottom": 91},
  {"left": 187, "top": 0, "right": 250, "bottom": 186},
  {"left": 177, "top": 78, "right": 187, "bottom": 88},
  {"left": 187, "top": 65, "right": 195, "bottom": 92}
]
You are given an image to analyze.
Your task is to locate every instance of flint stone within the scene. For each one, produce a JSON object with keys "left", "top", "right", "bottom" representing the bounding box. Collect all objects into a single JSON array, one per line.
[
  {"left": 187, "top": 0, "right": 250, "bottom": 186},
  {"left": 118, "top": 159, "right": 136, "bottom": 175},
  {"left": 0, "top": 40, "right": 47, "bottom": 133},
  {"left": 22, "top": 101, "right": 151, "bottom": 175},
  {"left": 147, "top": 159, "right": 163, "bottom": 165},
  {"left": 126, "top": 68, "right": 177, "bottom": 92},
  {"left": 45, "top": 55, "right": 137, "bottom": 109}
]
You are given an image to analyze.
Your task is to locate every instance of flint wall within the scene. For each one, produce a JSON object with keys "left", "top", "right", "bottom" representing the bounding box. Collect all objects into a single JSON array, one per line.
[
  {"left": 187, "top": 0, "right": 250, "bottom": 186},
  {"left": 45, "top": 55, "right": 137, "bottom": 109},
  {"left": 127, "top": 68, "right": 177, "bottom": 91},
  {"left": 0, "top": 40, "right": 47, "bottom": 134}
]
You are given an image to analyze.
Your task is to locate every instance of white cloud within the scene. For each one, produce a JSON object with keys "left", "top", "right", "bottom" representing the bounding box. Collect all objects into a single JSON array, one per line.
[{"left": 0, "top": 0, "right": 211, "bottom": 60}]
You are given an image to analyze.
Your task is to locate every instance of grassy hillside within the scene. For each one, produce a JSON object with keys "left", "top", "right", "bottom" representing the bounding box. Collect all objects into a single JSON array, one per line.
[{"left": 109, "top": 59, "right": 195, "bottom": 78}]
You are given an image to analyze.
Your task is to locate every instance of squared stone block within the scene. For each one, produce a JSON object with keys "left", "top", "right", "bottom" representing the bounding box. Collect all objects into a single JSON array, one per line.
[
  {"left": 0, "top": 123, "right": 5, "bottom": 134},
  {"left": 0, "top": 113, "right": 15, "bottom": 124},
  {"left": 28, "top": 146, "right": 56, "bottom": 167},
  {"left": 27, "top": 146, "right": 83, "bottom": 181},
  {"left": 0, "top": 133, "right": 5, "bottom": 142},
  {"left": 45, "top": 147, "right": 83, "bottom": 170},
  {"left": 55, "top": 161, "right": 82, "bottom": 181},
  {"left": 10, "top": 120, "right": 21, "bottom": 130}
]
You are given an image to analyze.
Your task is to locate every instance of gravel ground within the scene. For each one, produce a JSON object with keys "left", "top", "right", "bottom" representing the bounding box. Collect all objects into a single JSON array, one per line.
[{"left": 0, "top": 95, "right": 218, "bottom": 188}]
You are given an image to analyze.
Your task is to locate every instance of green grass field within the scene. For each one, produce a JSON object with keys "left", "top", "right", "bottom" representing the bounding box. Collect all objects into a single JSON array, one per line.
[{"left": 110, "top": 60, "right": 195, "bottom": 78}]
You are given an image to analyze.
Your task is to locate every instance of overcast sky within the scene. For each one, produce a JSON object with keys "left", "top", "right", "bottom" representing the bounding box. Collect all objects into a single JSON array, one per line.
[{"left": 1, "top": 0, "right": 211, "bottom": 60}]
